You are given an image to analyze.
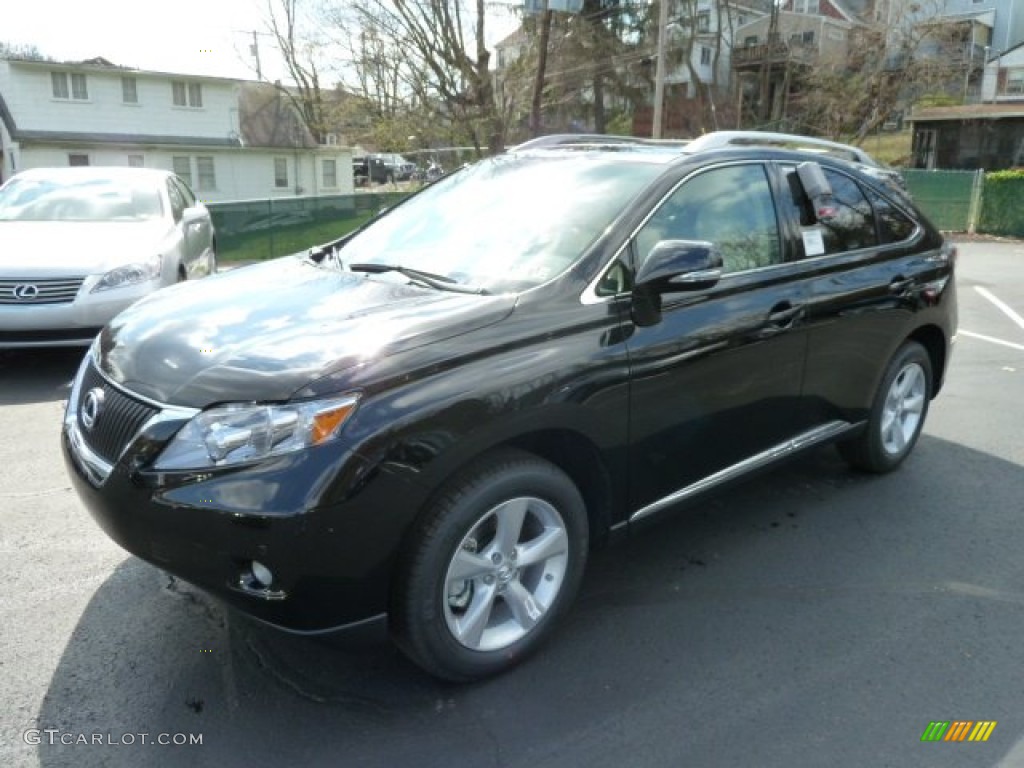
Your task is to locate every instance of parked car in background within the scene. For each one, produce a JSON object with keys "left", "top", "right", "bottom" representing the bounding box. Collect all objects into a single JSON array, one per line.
[
  {"left": 63, "top": 136, "right": 955, "bottom": 682},
  {"left": 0, "top": 167, "right": 216, "bottom": 348},
  {"left": 353, "top": 154, "right": 416, "bottom": 185}
]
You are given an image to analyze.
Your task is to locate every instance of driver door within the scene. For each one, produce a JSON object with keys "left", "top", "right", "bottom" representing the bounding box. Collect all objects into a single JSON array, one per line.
[{"left": 625, "top": 162, "right": 811, "bottom": 518}]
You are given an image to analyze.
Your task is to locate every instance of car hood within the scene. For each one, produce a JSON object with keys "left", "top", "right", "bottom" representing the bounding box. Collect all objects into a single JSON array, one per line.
[
  {"left": 0, "top": 221, "right": 172, "bottom": 276},
  {"left": 94, "top": 257, "right": 516, "bottom": 407}
]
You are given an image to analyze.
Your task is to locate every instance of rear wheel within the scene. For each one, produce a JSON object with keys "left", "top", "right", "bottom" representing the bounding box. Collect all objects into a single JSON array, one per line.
[
  {"left": 839, "top": 340, "right": 932, "bottom": 473},
  {"left": 390, "top": 449, "right": 588, "bottom": 681}
]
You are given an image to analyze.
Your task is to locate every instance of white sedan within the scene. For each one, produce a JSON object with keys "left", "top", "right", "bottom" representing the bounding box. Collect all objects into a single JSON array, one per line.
[{"left": 0, "top": 166, "right": 216, "bottom": 348}]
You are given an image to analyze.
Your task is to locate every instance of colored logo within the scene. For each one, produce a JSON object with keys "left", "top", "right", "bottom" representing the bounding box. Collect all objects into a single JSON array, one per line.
[{"left": 921, "top": 721, "right": 997, "bottom": 742}]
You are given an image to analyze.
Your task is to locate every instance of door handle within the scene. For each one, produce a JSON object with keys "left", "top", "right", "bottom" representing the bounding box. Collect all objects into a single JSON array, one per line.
[{"left": 767, "top": 302, "right": 804, "bottom": 327}]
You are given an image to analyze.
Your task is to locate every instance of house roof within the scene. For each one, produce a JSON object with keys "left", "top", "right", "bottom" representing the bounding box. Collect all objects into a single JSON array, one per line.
[
  {"left": 238, "top": 82, "right": 318, "bottom": 149},
  {"left": 910, "top": 103, "right": 1024, "bottom": 123},
  {"left": 3, "top": 55, "right": 243, "bottom": 85}
]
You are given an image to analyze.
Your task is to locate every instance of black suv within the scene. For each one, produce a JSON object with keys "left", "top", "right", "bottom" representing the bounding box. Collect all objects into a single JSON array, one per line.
[{"left": 63, "top": 133, "right": 957, "bottom": 681}]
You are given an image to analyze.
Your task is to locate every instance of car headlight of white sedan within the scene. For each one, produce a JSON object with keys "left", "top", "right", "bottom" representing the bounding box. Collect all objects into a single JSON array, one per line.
[{"left": 91, "top": 254, "right": 163, "bottom": 292}]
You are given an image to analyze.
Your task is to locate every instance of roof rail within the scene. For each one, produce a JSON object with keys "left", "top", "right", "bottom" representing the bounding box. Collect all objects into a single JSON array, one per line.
[
  {"left": 683, "top": 131, "right": 878, "bottom": 167},
  {"left": 510, "top": 134, "right": 691, "bottom": 152}
]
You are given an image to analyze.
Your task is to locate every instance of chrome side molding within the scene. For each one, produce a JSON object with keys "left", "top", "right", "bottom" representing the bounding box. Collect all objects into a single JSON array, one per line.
[{"left": 629, "top": 420, "right": 857, "bottom": 524}]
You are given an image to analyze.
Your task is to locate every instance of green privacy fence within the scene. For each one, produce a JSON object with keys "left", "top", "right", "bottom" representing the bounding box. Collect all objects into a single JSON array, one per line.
[
  {"left": 210, "top": 171, "right": 1022, "bottom": 263},
  {"left": 901, "top": 169, "right": 982, "bottom": 233},
  {"left": 208, "top": 192, "right": 408, "bottom": 263}
]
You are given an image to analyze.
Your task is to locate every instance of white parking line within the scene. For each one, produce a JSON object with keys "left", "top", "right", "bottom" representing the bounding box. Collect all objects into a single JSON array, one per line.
[
  {"left": 960, "top": 330, "right": 1024, "bottom": 352},
  {"left": 975, "top": 286, "right": 1024, "bottom": 334}
]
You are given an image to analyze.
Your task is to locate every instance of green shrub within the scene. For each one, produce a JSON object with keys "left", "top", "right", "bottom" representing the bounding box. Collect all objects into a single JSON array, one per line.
[{"left": 978, "top": 171, "right": 1024, "bottom": 238}]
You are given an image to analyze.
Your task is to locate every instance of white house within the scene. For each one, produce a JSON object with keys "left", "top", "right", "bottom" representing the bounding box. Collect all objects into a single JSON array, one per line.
[{"left": 0, "top": 57, "right": 353, "bottom": 200}]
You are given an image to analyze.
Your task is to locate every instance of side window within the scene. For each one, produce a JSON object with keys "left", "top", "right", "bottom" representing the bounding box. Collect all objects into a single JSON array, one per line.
[
  {"left": 818, "top": 169, "right": 879, "bottom": 253},
  {"left": 174, "top": 177, "right": 196, "bottom": 208},
  {"left": 635, "top": 164, "right": 781, "bottom": 274},
  {"left": 867, "top": 189, "right": 916, "bottom": 244},
  {"left": 784, "top": 166, "right": 880, "bottom": 256},
  {"left": 166, "top": 179, "right": 185, "bottom": 222}
]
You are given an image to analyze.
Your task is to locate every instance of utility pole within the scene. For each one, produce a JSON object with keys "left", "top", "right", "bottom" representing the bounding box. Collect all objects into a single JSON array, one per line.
[
  {"left": 653, "top": 0, "right": 669, "bottom": 138},
  {"left": 252, "top": 31, "right": 263, "bottom": 81},
  {"left": 530, "top": 0, "right": 553, "bottom": 137}
]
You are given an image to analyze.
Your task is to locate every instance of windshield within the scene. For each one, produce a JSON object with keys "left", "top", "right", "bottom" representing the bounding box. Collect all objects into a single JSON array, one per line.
[
  {"left": 339, "top": 153, "right": 665, "bottom": 293},
  {"left": 0, "top": 176, "right": 165, "bottom": 222}
]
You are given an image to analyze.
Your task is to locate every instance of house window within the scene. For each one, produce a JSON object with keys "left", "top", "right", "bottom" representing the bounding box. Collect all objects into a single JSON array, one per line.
[
  {"left": 274, "top": 158, "right": 289, "bottom": 188},
  {"left": 744, "top": 35, "right": 758, "bottom": 46},
  {"left": 696, "top": 12, "right": 710, "bottom": 33},
  {"left": 700, "top": 46, "right": 712, "bottom": 66},
  {"left": 51, "top": 72, "right": 88, "bottom": 100},
  {"left": 122, "top": 76, "right": 138, "bottom": 103},
  {"left": 1005, "top": 69, "right": 1024, "bottom": 95},
  {"left": 172, "top": 81, "right": 203, "bottom": 107},
  {"left": 172, "top": 156, "right": 192, "bottom": 187},
  {"left": 128, "top": 154, "right": 144, "bottom": 167},
  {"left": 68, "top": 153, "right": 89, "bottom": 166},
  {"left": 71, "top": 73, "right": 88, "bottom": 100},
  {"left": 196, "top": 156, "right": 216, "bottom": 191},
  {"left": 51, "top": 72, "right": 69, "bottom": 99},
  {"left": 322, "top": 159, "right": 337, "bottom": 188}
]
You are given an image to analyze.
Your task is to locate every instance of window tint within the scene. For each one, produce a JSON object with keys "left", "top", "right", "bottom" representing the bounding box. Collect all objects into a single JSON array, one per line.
[
  {"left": 166, "top": 179, "right": 185, "bottom": 221},
  {"left": 818, "top": 169, "right": 878, "bottom": 253},
  {"left": 784, "top": 166, "right": 881, "bottom": 257},
  {"left": 173, "top": 177, "right": 196, "bottom": 207},
  {"left": 867, "top": 189, "right": 916, "bottom": 243},
  {"left": 636, "top": 164, "right": 781, "bottom": 274}
]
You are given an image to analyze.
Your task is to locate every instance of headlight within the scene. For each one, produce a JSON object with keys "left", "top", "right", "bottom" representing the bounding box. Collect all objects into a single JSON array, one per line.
[
  {"left": 152, "top": 394, "right": 360, "bottom": 470},
  {"left": 91, "top": 255, "right": 163, "bottom": 292}
]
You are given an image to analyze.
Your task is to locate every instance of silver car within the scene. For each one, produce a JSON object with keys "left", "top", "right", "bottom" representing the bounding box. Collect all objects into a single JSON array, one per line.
[{"left": 0, "top": 167, "right": 216, "bottom": 348}]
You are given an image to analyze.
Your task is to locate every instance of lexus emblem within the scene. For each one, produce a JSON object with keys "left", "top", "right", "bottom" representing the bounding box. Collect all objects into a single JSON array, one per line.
[
  {"left": 81, "top": 387, "right": 106, "bottom": 431},
  {"left": 12, "top": 284, "right": 39, "bottom": 300}
]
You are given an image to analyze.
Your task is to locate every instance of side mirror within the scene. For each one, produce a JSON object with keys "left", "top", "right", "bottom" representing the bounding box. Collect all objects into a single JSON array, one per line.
[
  {"left": 635, "top": 240, "right": 723, "bottom": 294},
  {"left": 182, "top": 206, "right": 205, "bottom": 225},
  {"left": 796, "top": 161, "right": 837, "bottom": 224},
  {"left": 632, "top": 241, "right": 723, "bottom": 327}
]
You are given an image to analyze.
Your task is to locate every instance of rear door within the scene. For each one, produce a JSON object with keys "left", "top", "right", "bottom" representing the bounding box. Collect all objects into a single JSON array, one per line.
[
  {"left": 624, "top": 161, "right": 811, "bottom": 519},
  {"left": 778, "top": 163, "right": 946, "bottom": 426}
]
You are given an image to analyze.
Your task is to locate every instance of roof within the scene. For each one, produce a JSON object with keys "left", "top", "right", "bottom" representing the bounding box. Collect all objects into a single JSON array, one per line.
[
  {"left": 238, "top": 82, "right": 318, "bottom": 149},
  {"left": 2, "top": 55, "right": 242, "bottom": 85},
  {"left": 910, "top": 103, "right": 1024, "bottom": 122}
]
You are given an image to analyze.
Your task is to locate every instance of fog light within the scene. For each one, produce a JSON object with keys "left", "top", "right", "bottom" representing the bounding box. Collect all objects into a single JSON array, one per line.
[{"left": 250, "top": 560, "right": 274, "bottom": 587}]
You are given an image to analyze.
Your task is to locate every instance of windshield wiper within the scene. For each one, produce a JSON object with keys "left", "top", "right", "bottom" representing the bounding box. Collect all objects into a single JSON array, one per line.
[{"left": 346, "top": 263, "right": 487, "bottom": 295}]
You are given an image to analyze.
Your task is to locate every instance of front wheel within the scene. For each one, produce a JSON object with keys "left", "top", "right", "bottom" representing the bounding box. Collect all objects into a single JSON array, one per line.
[
  {"left": 390, "top": 449, "right": 589, "bottom": 681},
  {"left": 839, "top": 340, "right": 932, "bottom": 473}
]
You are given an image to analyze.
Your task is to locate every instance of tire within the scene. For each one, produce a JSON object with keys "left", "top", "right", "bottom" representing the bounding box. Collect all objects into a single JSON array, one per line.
[
  {"left": 390, "top": 449, "right": 589, "bottom": 682},
  {"left": 839, "top": 340, "right": 932, "bottom": 473},
  {"left": 176, "top": 265, "right": 187, "bottom": 282}
]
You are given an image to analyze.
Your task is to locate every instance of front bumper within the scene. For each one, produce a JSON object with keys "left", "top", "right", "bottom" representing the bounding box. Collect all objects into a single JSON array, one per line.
[
  {"left": 0, "top": 280, "right": 155, "bottom": 348},
  {"left": 61, "top": 365, "right": 424, "bottom": 633}
]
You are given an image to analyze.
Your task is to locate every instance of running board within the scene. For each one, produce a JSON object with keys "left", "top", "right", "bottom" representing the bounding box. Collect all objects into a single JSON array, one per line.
[{"left": 629, "top": 420, "right": 857, "bottom": 525}]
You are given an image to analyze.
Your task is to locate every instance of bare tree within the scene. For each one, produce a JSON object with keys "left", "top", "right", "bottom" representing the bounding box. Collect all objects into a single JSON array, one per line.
[{"left": 265, "top": 0, "right": 331, "bottom": 143}]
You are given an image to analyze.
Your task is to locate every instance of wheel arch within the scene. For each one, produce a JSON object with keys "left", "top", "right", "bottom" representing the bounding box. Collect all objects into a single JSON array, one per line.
[{"left": 907, "top": 324, "right": 947, "bottom": 396}]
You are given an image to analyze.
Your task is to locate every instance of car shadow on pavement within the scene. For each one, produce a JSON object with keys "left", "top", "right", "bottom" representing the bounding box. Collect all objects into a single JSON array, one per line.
[
  {"left": 33, "top": 436, "right": 1024, "bottom": 768},
  {"left": 0, "top": 349, "right": 83, "bottom": 406}
]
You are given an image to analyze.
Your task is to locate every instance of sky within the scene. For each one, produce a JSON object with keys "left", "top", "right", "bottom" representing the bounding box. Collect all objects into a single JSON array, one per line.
[{"left": 3, "top": 0, "right": 522, "bottom": 83}]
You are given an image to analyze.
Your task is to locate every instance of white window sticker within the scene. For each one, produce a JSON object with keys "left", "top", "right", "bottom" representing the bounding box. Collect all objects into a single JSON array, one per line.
[{"left": 802, "top": 229, "right": 825, "bottom": 256}]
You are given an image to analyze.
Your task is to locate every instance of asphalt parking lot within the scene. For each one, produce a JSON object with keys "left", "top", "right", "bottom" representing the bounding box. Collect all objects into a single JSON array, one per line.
[{"left": 2, "top": 239, "right": 1024, "bottom": 768}]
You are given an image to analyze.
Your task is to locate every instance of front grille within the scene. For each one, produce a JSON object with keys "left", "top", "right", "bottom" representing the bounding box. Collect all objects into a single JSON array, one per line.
[
  {"left": 0, "top": 277, "right": 85, "bottom": 305},
  {"left": 77, "top": 361, "right": 160, "bottom": 463}
]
